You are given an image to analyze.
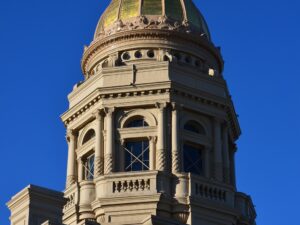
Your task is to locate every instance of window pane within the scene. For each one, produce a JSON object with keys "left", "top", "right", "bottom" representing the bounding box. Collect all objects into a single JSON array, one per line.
[
  {"left": 124, "top": 140, "right": 149, "bottom": 172},
  {"left": 125, "top": 117, "right": 149, "bottom": 128},
  {"left": 183, "top": 144, "right": 203, "bottom": 175},
  {"left": 85, "top": 154, "right": 95, "bottom": 180}
]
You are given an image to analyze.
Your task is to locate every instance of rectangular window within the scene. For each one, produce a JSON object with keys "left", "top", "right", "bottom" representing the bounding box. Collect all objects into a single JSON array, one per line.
[
  {"left": 124, "top": 140, "right": 149, "bottom": 172},
  {"left": 84, "top": 154, "right": 95, "bottom": 180}
]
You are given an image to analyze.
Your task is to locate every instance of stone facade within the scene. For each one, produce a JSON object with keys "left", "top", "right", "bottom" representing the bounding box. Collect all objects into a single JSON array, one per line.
[{"left": 7, "top": 1, "right": 257, "bottom": 225}]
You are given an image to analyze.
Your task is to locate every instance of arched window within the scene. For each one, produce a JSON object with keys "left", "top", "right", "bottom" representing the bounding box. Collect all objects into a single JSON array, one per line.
[
  {"left": 183, "top": 143, "right": 203, "bottom": 175},
  {"left": 83, "top": 154, "right": 95, "bottom": 180},
  {"left": 184, "top": 120, "right": 206, "bottom": 135},
  {"left": 82, "top": 129, "right": 95, "bottom": 145},
  {"left": 124, "top": 116, "right": 149, "bottom": 128},
  {"left": 121, "top": 116, "right": 150, "bottom": 172}
]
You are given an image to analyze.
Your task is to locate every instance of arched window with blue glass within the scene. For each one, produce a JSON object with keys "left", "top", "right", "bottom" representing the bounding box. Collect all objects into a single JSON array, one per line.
[
  {"left": 183, "top": 120, "right": 206, "bottom": 176},
  {"left": 122, "top": 116, "right": 150, "bottom": 172}
]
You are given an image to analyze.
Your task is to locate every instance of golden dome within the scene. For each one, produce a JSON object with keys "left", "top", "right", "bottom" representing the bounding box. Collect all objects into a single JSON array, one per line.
[{"left": 94, "top": 0, "right": 211, "bottom": 40}]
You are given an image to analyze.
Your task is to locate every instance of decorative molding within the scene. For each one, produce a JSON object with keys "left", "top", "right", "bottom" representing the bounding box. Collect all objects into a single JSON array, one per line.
[
  {"left": 95, "top": 16, "right": 207, "bottom": 41},
  {"left": 157, "top": 149, "right": 167, "bottom": 172},
  {"left": 104, "top": 154, "right": 113, "bottom": 174},
  {"left": 63, "top": 88, "right": 239, "bottom": 140}
]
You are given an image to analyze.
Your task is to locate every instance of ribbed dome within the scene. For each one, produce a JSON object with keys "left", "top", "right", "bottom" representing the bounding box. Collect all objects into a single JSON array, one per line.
[{"left": 94, "top": 0, "right": 211, "bottom": 41}]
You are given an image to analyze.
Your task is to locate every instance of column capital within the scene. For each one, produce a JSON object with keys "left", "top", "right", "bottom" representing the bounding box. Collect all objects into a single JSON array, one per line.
[
  {"left": 171, "top": 102, "right": 183, "bottom": 111},
  {"left": 66, "top": 129, "right": 77, "bottom": 141},
  {"left": 93, "top": 108, "right": 104, "bottom": 120},
  {"left": 148, "top": 136, "right": 157, "bottom": 143},
  {"left": 104, "top": 107, "right": 115, "bottom": 116},
  {"left": 119, "top": 139, "right": 125, "bottom": 145},
  {"left": 155, "top": 102, "right": 167, "bottom": 111},
  {"left": 214, "top": 117, "right": 226, "bottom": 124}
]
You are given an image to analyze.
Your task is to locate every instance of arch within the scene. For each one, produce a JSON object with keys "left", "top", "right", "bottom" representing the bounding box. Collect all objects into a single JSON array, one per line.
[
  {"left": 82, "top": 129, "right": 96, "bottom": 145},
  {"left": 119, "top": 109, "right": 157, "bottom": 128},
  {"left": 184, "top": 120, "right": 206, "bottom": 135},
  {"left": 124, "top": 116, "right": 149, "bottom": 128},
  {"left": 181, "top": 115, "right": 209, "bottom": 136}
]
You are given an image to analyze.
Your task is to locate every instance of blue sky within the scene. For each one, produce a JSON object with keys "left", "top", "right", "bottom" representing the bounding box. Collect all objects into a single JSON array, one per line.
[{"left": 0, "top": 0, "right": 299, "bottom": 224}]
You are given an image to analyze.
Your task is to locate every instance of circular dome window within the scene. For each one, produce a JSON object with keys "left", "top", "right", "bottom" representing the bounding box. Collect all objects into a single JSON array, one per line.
[
  {"left": 147, "top": 50, "right": 155, "bottom": 58},
  {"left": 134, "top": 51, "right": 142, "bottom": 59},
  {"left": 122, "top": 52, "right": 131, "bottom": 60}
]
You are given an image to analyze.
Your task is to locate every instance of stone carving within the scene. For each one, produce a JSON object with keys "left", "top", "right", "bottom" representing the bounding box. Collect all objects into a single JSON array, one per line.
[
  {"left": 157, "top": 149, "right": 167, "bottom": 172},
  {"left": 104, "top": 154, "right": 113, "bottom": 174},
  {"left": 64, "top": 192, "right": 75, "bottom": 210},
  {"left": 172, "top": 151, "right": 181, "bottom": 173},
  {"left": 173, "top": 212, "right": 189, "bottom": 224},
  {"left": 96, "top": 16, "right": 206, "bottom": 41},
  {"left": 94, "top": 156, "right": 103, "bottom": 177}
]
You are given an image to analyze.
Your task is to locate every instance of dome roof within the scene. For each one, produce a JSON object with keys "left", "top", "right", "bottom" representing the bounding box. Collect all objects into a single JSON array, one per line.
[{"left": 94, "top": 0, "right": 211, "bottom": 41}]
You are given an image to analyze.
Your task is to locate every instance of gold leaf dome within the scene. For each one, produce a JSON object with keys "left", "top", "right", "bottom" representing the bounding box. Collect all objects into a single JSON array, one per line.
[{"left": 94, "top": 0, "right": 211, "bottom": 41}]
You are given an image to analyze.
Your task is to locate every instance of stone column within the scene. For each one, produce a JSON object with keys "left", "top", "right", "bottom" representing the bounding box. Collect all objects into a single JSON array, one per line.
[
  {"left": 172, "top": 103, "right": 181, "bottom": 173},
  {"left": 204, "top": 147, "right": 211, "bottom": 178},
  {"left": 78, "top": 158, "right": 83, "bottom": 182},
  {"left": 119, "top": 139, "right": 125, "bottom": 171},
  {"left": 213, "top": 118, "right": 223, "bottom": 181},
  {"left": 222, "top": 125, "right": 230, "bottom": 183},
  {"left": 156, "top": 103, "right": 167, "bottom": 172},
  {"left": 104, "top": 108, "right": 114, "bottom": 174},
  {"left": 66, "top": 129, "right": 77, "bottom": 187},
  {"left": 148, "top": 136, "right": 157, "bottom": 170},
  {"left": 94, "top": 110, "right": 104, "bottom": 177},
  {"left": 230, "top": 146, "right": 237, "bottom": 187}
]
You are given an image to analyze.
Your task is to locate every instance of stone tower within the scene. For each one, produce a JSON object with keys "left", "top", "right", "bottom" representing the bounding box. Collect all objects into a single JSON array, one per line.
[{"left": 7, "top": 1, "right": 257, "bottom": 225}]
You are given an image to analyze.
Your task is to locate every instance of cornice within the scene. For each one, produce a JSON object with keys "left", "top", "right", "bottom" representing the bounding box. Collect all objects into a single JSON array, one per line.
[{"left": 61, "top": 83, "right": 240, "bottom": 140}]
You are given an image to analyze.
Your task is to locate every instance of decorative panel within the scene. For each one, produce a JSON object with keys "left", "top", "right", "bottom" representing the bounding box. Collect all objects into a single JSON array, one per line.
[
  {"left": 120, "top": 0, "right": 140, "bottom": 20},
  {"left": 103, "top": 0, "right": 120, "bottom": 28},
  {"left": 142, "top": 0, "right": 162, "bottom": 15},
  {"left": 165, "top": 0, "right": 183, "bottom": 21}
]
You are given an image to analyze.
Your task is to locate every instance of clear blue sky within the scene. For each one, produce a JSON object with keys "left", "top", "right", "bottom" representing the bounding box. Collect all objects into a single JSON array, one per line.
[{"left": 0, "top": 0, "right": 299, "bottom": 224}]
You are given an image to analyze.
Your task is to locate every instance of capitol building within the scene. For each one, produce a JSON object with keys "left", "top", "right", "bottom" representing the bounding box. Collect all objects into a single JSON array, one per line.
[{"left": 7, "top": 1, "right": 257, "bottom": 225}]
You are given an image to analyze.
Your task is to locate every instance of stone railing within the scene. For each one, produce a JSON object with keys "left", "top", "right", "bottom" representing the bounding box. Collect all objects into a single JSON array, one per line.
[
  {"left": 189, "top": 174, "right": 235, "bottom": 207},
  {"left": 113, "top": 178, "right": 150, "bottom": 193},
  {"left": 95, "top": 171, "right": 169, "bottom": 198},
  {"left": 63, "top": 184, "right": 79, "bottom": 212},
  {"left": 235, "top": 192, "right": 257, "bottom": 224}
]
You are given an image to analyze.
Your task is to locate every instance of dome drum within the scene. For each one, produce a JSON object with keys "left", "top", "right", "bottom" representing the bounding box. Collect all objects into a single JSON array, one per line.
[{"left": 82, "top": 30, "right": 223, "bottom": 78}]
